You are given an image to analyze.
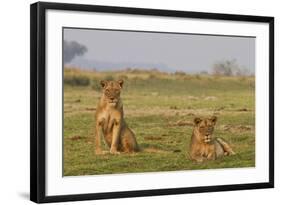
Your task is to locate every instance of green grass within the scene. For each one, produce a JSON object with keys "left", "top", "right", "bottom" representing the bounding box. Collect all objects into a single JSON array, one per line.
[{"left": 63, "top": 68, "right": 255, "bottom": 176}]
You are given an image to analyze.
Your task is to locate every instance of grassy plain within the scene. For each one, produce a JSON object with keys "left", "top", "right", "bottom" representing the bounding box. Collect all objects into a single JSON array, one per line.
[{"left": 63, "top": 68, "right": 255, "bottom": 176}]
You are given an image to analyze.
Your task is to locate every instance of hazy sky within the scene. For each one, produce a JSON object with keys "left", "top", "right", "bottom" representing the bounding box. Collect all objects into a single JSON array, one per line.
[{"left": 64, "top": 28, "right": 255, "bottom": 73}]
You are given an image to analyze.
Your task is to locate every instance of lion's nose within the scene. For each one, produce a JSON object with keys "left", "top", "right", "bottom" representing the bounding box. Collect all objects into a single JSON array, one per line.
[{"left": 110, "top": 97, "right": 114, "bottom": 101}]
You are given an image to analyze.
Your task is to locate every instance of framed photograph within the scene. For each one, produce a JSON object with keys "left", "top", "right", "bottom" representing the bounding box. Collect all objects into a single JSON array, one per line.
[{"left": 30, "top": 2, "right": 274, "bottom": 203}]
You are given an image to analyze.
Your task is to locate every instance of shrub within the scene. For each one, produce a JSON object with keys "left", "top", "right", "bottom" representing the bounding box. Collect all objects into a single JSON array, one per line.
[
  {"left": 148, "top": 74, "right": 157, "bottom": 79},
  {"left": 64, "top": 75, "right": 90, "bottom": 86},
  {"left": 91, "top": 79, "right": 101, "bottom": 91},
  {"left": 117, "top": 74, "right": 128, "bottom": 80},
  {"left": 183, "top": 75, "right": 193, "bottom": 80},
  {"left": 174, "top": 71, "right": 186, "bottom": 76},
  {"left": 104, "top": 75, "right": 114, "bottom": 81},
  {"left": 195, "top": 74, "right": 202, "bottom": 80}
]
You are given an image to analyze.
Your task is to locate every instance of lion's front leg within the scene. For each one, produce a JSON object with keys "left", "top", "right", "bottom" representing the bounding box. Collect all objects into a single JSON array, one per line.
[
  {"left": 110, "top": 119, "right": 121, "bottom": 154},
  {"left": 95, "top": 119, "right": 104, "bottom": 155},
  {"left": 190, "top": 149, "right": 205, "bottom": 162},
  {"left": 206, "top": 152, "right": 216, "bottom": 160},
  {"left": 206, "top": 145, "right": 216, "bottom": 160}
]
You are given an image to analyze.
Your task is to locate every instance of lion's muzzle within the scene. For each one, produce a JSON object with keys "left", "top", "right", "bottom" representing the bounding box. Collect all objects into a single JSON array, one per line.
[{"left": 204, "top": 135, "right": 212, "bottom": 143}]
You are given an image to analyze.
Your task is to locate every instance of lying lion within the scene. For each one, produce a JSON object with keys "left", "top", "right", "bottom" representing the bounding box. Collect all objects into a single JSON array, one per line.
[
  {"left": 189, "top": 116, "right": 235, "bottom": 162},
  {"left": 95, "top": 79, "right": 139, "bottom": 154}
]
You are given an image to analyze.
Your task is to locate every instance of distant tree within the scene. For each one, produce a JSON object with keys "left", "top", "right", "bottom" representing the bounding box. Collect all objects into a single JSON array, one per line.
[
  {"left": 174, "top": 70, "right": 186, "bottom": 76},
  {"left": 235, "top": 66, "right": 251, "bottom": 76},
  {"left": 125, "top": 67, "right": 132, "bottom": 72},
  {"left": 151, "top": 68, "right": 159, "bottom": 72},
  {"left": 64, "top": 40, "right": 87, "bottom": 63},
  {"left": 212, "top": 59, "right": 252, "bottom": 76},
  {"left": 212, "top": 59, "right": 239, "bottom": 76},
  {"left": 200, "top": 70, "right": 209, "bottom": 75}
]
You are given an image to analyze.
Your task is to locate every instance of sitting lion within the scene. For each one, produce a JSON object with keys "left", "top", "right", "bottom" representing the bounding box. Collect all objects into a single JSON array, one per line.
[
  {"left": 95, "top": 79, "right": 139, "bottom": 154},
  {"left": 189, "top": 116, "right": 235, "bottom": 162}
]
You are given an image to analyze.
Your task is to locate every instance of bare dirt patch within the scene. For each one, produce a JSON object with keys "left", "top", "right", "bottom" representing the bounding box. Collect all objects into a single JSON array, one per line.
[
  {"left": 69, "top": 135, "right": 85, "bottom": 141},
  {"left": 144, "top": 136, "right": 163, "bottom": 141},
  {"left": 236, "top": 108, "right": 250, "bottom": 112},
  {"left": 125, "top": 107, "right": 217, "bottom": 118},
  {"left": 167, "top": 120, "right": 194, "bottom": 127},
  {"left": 143, "top": 147, "right": 171, "bottom": 154},
  {"left": 220, "top": 125, "right": 254, "bottom": 133},
  {"left": 85, "top": 107, "right": 96, "bottom": 111},
  {"left": 203, "top": 96, "right": 218, "bottom": 101}
]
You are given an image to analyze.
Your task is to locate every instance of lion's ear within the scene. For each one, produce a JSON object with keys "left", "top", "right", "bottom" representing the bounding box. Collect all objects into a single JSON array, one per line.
[
  {"left": 100, "top": 80, "right": 108, "bottom": 88},
  {"left": 117, "top": 79, "right": 124, "bottom": 88},
  {"left": 194, "top": 117, "right": 202, "bottom": 125},
  {"left": 210, "top": 116, "right": 217, "bottom": 124}
]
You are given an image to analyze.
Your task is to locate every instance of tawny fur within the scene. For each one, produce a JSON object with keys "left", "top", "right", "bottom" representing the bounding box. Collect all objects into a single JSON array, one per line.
[
  {"left": 95, "top": 80, "right": 139, "bottom": 154},
  {"left": 189, "top": 116, "right": 235, "bottom": 162}
]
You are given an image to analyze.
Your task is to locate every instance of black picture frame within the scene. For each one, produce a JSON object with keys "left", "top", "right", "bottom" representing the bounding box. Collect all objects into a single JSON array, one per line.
[{"left": 30, "top": 1, "right": 274, "bottom": 203}]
